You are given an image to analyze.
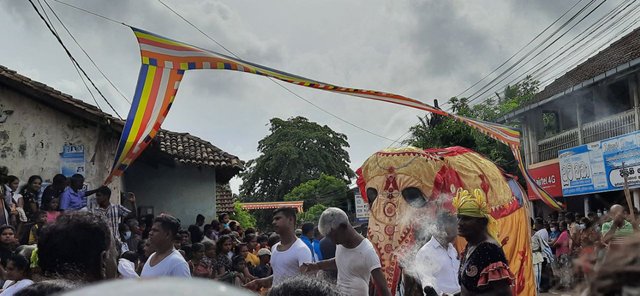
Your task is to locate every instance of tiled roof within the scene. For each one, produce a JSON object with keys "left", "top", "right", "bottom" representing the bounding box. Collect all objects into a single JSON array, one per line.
[
  {"left": 534, "top": 27, "right": 640, "bottom": 102},
  {"left": 0, "top": 65, "right": 120, "bottom": 127},
  {"left": 216, "top": 183, "right": 235, "bottom": 214},
  {"left": 0, "top": 65, "right": 243, "bottom": 178},
  {"left": 155, "top": 130, "right": 243, "bottom": 171}
]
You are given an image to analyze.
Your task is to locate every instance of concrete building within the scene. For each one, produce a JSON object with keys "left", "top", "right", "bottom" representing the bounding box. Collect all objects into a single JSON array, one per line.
[
  {"left": 0, "top": 65, "right": 243, "bottom": 225},
  {"left": 498, "top": 28, "right": 640, "bottom": 216}
]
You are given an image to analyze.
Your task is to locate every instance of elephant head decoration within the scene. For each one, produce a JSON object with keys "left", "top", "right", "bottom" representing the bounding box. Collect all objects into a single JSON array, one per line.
[{"left": 357, "top": 146, "right": 534, "bottom": 296}]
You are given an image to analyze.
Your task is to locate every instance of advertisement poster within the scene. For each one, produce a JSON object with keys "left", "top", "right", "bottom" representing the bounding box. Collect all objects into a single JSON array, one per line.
[
  {"left": 60, "top": 144, "right": 85, "bottom": 177},
  {"left": 602, "top": 131, "right": 640, "bottom": 189},
  {"left": 526, "top": 161, "right": 562, "bottom": 200},
  {"left": 354, "top": 192, "right": 369, "bottom": 222},
  {"left": 559, "top": 130, "right": 640, "bottom": 196}
]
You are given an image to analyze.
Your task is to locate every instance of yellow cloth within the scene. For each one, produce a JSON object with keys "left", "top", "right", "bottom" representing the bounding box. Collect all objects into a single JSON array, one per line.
[
  {"left": 28, "top": 224, "right": 39, "bottom": 245},
  {"left": 246, "top": 252, "right": 260, "bottom": 267},
  {"left": 453, "top": 188, "right": 500, "bottom": 245}
]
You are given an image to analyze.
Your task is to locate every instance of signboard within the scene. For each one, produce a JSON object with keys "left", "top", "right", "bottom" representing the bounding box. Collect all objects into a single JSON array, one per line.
[
  {"left": 559, "top": 130, "right": 640, "bottom": 196},
  {"left": 354, "top": 192, "right": 369, "bottom": 221},
  {"left": 526, "top": 161, "right": 562, "bottom": 200},
  {"left": 60, "top": 144, "right": 85, "bottom": 177},
  {"left": 601, "top": 131, "right": 640, "bottom": 188}
]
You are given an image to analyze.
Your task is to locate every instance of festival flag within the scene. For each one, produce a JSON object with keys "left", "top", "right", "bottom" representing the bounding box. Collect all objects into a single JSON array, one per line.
[{"left": 106, "top": 27, "right": 563, "bottom": 210}]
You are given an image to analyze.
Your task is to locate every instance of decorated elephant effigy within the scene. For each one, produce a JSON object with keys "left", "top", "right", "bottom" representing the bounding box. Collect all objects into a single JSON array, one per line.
[{"left": 357, "top": 146, "right": 534, "bottom": 296}]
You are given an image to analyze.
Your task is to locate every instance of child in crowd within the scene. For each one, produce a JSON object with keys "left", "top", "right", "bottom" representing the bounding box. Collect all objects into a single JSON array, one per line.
[
  {"left": 118, "top": 251, "right": 139, "bottom": 279},
  {"left": 234, "top": 243, "right": 256, "bottom": 282},
  {"left": 252, "top": 248, "right": 272, "bottom": 278},
  {"left": 203, "top": 241, "right": 217, "bottom": 278},
  {"left": 44, "top": 198, "right": 61, "bottom": 224},
  {"left": 231, "top": 255, "right": 248, "bottom": 287},
  {"left": 189, "top": 243, "right": 212, "bottom": 278},
  {"left": 22, "top": 211, "right": 46, "bottom": 245},
  {"left": 0, "top": 254, "right": 33, "bottom": 295}
]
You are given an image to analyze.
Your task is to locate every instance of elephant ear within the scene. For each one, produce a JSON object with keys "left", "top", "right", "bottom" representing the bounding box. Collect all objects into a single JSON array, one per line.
[
  {"left": 432, "top": 165, "right": 465, "bottom": 212},
  {"left": 356, "top": 167, "right": 368, "bottom": 203}
]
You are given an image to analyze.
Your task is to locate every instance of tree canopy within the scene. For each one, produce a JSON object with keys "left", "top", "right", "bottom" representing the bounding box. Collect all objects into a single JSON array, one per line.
[
  {"left": 406, "top": 76, "right": 539, "bottom": 176},
  {"left": 230, "top": 200, "right": 256, "bottom": 229},
  {"left": 284, "top": 174, "right": 349, "bottom": 210},
  {"left": 240, "top": 116, "right": 354, "bottom": 202}
]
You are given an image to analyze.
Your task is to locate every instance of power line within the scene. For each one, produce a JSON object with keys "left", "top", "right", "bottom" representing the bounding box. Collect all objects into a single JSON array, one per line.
[
  {"left": 539, "top": 15, "right": 640, "bottom": 87},
  {"left": 497, "top": 0, "right": 636, "bottom": 99},
  {"left": 36, "top": 0, "right": 101, "bottom": 111},
  {"left": 451, "top": 0, "right": 587, "bottom": 100},
  {"left": 156, "top": 0, "right": 396, "bottom": 143},
  {"left": 464, "top": 0, "right": 608, "bottom": 106},
  {"left": 473, "top": 0, "right": 635, "bottom": 107},
  {"left": 44, "top": 0, "right": 131, "bottom": 104},
  {"left": 536, "top": 4, "right": 640, "bottom": 84},
  {"left": 443, "top": 0, "right": 601, "bottom": 110},
  {"left": 52, "top": 0, "right": 128, "bottom": 26},
  {"left": 29, "top": 0, "right": 114, "bottom": 115}
]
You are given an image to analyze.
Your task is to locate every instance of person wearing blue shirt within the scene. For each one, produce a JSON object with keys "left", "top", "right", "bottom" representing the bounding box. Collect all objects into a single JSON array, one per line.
[
  {"left": 313, "top": 227, "right": 323, "bottom": 261},
  {"left": 300, "top": 222, "right": 317, "bottom": 261},
  {"left": 59, "top": 174, "right": 99, "bottom": 211}
]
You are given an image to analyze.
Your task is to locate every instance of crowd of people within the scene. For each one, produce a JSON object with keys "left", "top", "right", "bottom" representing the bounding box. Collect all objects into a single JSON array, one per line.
[
  {"left": 1, "top": 166, "right": 640, "bottom": 295},
  {"left": 530, "top": 203, "right": 640, "bottom": 294}
]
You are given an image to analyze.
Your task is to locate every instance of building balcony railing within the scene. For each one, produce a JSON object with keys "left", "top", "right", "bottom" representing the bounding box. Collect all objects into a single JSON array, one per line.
[
  {"left": 582, "top": 109, "right": 636, "bottom": 144},
  {"left": 538, "top": 129, "right": 579, "bottom": 162},
  {"left": 537, "top": 109, "right": 637, "bottom": 162}
]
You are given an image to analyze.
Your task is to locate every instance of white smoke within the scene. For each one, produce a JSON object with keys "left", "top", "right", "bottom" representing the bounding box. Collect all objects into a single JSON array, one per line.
[{"left": 394, "top": 194, "right": 456, "bottom": 290}]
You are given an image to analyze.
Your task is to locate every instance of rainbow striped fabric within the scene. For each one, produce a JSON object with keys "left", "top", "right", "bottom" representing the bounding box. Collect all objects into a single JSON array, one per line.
[{"left": 106, "top": 27, "right": 562, "bottom": 210}]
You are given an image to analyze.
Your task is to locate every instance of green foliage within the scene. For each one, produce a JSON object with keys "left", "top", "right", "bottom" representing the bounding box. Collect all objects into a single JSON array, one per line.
[
  {"left": 298, "top": 204, "right": 327, "bottom": 224},
  {"left": 230, "top": 201, "right": 256, "bottom": 229},
  {"left": 284, "top": 174, "right": 349, "bottom": 210},
  {"left": 405, "top": 76, "right": 539, "bottom": 177},
  {"left": 240, "top": 117, "right": 354, "bottom": 202}
]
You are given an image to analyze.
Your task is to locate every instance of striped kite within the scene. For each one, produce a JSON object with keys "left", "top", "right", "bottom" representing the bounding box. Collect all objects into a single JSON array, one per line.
[{"left": 105, "top": 27, "right": 563, "bottom": 210}]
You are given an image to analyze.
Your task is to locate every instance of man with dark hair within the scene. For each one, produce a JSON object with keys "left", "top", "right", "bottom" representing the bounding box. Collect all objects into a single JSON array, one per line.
[
  {"left": 195, "top": 214, "right": 205, "bottom": 232},
  {"left": 37, "top": 211, "right": 117, "bottom": 282},
  {"left": 141, "top": 215, "right": 190, "bottom": 278},
  {"left": 244, "top": 207, "right": 312, "bottom": 291},
  {"left": 59, "top": 174, "right": 99, "bottom": 211},
  {"left": 41, "top": 174, "right": 67, "bottom": 211},
  {"left": 300, "top": 222, "right": 316, "bottom": 261},
  {"left": 90, "top": 187, "right": 136, "bottom": 247}
]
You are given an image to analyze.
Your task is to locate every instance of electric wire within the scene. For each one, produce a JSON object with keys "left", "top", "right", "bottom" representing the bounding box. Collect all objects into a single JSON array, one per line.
[
  {"left": 451, "top": 0, "right": 586, "bottom": 100},
  {"left": 156, "top": 0, "right": 397, "bottom": 143},
  {"left": 496, "top": 0, "right": 636, "bottom": 100},
  {"left": 464, "top": 0, "right": 608, "bottom": 105},
  {"left": 476, "top": 0, "right": 635, "bottom": 108},
  {"left": 43, "top": 0, "right": 131, "bottom": 104},
  {"left": 29, "top": 0, "right": 114, "bottom": 115}
]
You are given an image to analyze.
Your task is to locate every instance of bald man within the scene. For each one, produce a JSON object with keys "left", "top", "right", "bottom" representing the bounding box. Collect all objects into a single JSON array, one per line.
[{"left": 601, "top": 204, "right": 637, "bottom": 246}]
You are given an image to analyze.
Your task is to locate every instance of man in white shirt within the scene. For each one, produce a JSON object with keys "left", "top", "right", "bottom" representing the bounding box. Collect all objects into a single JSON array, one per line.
[
  {"left": 244, "top": 207, "right": 313, "bottom": 290},
  {"left": 141, "top": 215, "right": 191, "bottom": 278},
  {"left": 302, "top": 207, "right": 391, "bottom": 296},
  {"left": 414, "top": 213, "right": 460, "bottom": 296}
]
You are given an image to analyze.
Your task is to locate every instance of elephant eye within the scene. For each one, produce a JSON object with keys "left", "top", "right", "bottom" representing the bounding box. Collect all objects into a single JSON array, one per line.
[
  {"left": 402, "top": 187, "right": 427, "bottom": 208},
  {"left": 366, "top": 188, "right": 378, "bottom": 206}
]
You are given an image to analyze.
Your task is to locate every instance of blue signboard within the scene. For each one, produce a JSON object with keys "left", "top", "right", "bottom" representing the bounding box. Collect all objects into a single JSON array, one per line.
[
  {"left": 60, "top": 144, "right": 85, "bottom": 177},
  {"left": 559, "top": 130, "right": 640, "bottom": 196}
]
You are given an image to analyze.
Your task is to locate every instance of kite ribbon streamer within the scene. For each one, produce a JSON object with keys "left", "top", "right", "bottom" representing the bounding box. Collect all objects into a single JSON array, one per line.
[{"left": 105, "top": 27, "right": 563, "bottom": 210}]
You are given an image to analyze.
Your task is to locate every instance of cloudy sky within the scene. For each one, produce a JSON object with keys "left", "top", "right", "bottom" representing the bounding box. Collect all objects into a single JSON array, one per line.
[{"left": 1, "top": 0, "right": 628, "bottom": 193}]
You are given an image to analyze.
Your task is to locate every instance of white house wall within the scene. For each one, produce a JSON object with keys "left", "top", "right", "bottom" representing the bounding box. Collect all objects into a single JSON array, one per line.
[
  {"left": 124, "top": 160, "right": 216, "bottom": 227},
  {"left": 0, "top": 85, "right": 123, "bottom": 202}
]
